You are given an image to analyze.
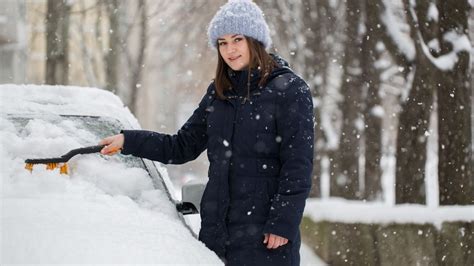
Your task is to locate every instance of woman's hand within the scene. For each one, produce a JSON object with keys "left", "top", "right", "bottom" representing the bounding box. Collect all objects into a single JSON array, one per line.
[
  {"left": 263, "top": 233, "right": 288, "bottom": 249},
  {"left": 99, "top": 134, "right": 124, "bottom": 155}
]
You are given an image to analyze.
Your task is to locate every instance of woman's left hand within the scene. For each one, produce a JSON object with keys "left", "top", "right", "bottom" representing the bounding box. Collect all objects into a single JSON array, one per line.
[{"left": 263, "top": 233, "right": 288, "bottom": 249}]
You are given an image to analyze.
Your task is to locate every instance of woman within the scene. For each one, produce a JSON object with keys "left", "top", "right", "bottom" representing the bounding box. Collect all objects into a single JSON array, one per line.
[{"left": 100, "top": 0, "right": 314, "bottom": 265}]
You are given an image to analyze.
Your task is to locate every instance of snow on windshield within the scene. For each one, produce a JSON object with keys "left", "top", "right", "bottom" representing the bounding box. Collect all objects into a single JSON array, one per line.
[{"left": 0, "top": 86, "right": 221, "bottom": 264}]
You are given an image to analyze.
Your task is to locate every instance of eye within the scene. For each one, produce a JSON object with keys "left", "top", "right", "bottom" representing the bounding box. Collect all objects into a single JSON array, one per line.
[
  {"left": 234, "top": 37, "right": 243, "bottom": 42},
  {"left": 218, "top": 41, "right": 227, "bottom": 46}
]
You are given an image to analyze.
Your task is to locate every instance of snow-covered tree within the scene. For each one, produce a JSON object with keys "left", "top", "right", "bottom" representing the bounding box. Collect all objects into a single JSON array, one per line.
[
  {"left": 394, "top": 0, "right": 436, "bottom": 204},
  {"left": 436, "top": 0, "right": 472, "bottom": 205},
  {"left": 392, "top": 0, "right": 473, "bottom": 205}
]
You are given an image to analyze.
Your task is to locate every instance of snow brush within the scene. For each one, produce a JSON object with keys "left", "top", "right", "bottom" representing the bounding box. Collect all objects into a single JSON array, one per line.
[{"left": 24, "top": 144, "right": 107, "bottom": 175}]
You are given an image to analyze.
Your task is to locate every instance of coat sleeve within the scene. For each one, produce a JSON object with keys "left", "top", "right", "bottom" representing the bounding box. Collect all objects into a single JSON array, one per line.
[
  {"left": 263, "top": 76, "right": 314, "bottom": 242},
  {"left": 120, "top": 85, "right": 215, "bottom": 164}
]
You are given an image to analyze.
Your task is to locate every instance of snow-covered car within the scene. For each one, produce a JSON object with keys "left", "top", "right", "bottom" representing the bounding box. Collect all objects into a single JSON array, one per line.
[{"left": 0, "top": 84, "right": 221, "bottom": 264}]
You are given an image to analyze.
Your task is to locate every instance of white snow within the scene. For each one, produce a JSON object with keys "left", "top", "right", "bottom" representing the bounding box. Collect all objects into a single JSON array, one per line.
[
  {"left": 370, "top": 105, "right": 385, "bottom": 117},
  {"left": 419, "top": 31, "right": 472, "bottom": 71},
  {"left": 427, "top": 3, "right": 438, "bottom": 22},
  {"left": 0, "top": 85, "right": 222, "bottom": 264},
  {"left": 300, "top": 242, "right": 327, "bottom": 266},
  {"left": 304, "top": 198, "right": 474, "bottom": 229},
  {"left": 380, "top": 0, "right": 416, "bottom": 61}
]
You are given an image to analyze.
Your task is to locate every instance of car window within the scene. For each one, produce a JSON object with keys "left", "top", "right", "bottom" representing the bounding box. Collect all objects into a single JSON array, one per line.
[{"left": 7, "top": 114, "right": 145, "bottom": 169}]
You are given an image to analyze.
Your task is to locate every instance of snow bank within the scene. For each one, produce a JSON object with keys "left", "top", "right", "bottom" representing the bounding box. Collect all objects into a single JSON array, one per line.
[
  {"left": 0, "top": 85, "right": 222, "bottom": 264},
  {"left": 304, "top": 198, "right": 474, "bottom": 229}
]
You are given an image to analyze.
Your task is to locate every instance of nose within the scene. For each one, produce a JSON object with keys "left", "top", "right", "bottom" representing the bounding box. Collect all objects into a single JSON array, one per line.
[{"left": 225, "top": 43, "right": 236, "bottom": 54}]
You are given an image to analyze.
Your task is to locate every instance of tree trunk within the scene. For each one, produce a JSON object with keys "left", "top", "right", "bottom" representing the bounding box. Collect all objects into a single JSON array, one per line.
[
  {"left": 395, "top": 63, "right": 434, "bottom": 204},
  {"left": 396, "top": 0, "right": 437, "bottom": 204},
  {"left": 104, "top": 0, "right": 121, "bottom": 92},
  {"left": 129, "top": 0, "right": 148, "bottom": 114},
  {"left": 331, "top": 0, "right": 363, "bottom": 199},
  {"left": 45, "top": 0, "right": 71, "bottom": 85},
  {"left": 302, "top": 0, "right": 332, "bottom": 198},
  {"left": 361, "top": 0, "right": 383, "bottom": 201},
  {"left": 437, "top": 0, "right": 473, "bottom": 205}
]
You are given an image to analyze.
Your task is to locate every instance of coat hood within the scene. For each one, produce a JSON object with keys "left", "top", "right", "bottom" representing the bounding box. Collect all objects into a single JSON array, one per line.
[{"left": 268, "top": 53, "right": 293, "bottom": 80}]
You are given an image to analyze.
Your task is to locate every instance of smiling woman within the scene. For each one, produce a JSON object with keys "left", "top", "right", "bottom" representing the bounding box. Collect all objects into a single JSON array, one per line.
[{"left": 99, "top": 1, "right": 314, "bottom": 265}]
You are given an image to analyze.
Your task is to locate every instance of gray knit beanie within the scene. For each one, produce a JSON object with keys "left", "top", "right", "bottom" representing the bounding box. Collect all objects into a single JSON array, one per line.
[{"left": 207, "top": 0, "right": 272, "bottom": 49}]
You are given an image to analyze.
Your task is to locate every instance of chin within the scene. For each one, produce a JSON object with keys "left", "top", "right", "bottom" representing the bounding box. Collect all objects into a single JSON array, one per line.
[{"left": 230, "top": 63, "right": 247, "bottom": 71}]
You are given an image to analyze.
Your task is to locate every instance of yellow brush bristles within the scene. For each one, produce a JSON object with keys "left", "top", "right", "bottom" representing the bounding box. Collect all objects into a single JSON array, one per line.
[
  {"left": 59, "top": 164, "right": 68, "bottom": 175},
  {"left": 46, "top": 163, "right": 58, "bottom": 170},
  {"left": 25, "top": 163, "right": 34, "bottom": 172},
  {"left": 25, "top": 162, "right": 69, "bottom": 175}
]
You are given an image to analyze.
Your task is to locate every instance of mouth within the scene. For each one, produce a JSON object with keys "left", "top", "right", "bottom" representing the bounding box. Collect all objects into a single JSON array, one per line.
[{"left": 228, "top": 55, "right": 241, "bottom": 62}]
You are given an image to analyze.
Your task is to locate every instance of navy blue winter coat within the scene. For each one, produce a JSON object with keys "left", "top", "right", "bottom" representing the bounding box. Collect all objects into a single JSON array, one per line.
[{"left": 121, "top": 55, "right": 314, "bottom": 266}]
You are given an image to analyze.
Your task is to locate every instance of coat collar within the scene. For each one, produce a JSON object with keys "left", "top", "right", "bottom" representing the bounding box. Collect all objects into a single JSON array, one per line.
[
  {"left": 223, "top": 54, "right": 294, "bottom": 99},
  {"left": 226, "top": 68, "right": 261, "bottom": 97}
]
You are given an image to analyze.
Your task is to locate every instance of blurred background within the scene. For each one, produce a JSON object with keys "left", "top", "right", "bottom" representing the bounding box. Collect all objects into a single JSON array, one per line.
[{"left": 1, "top": 0, "right": 473, "bottom": 264}]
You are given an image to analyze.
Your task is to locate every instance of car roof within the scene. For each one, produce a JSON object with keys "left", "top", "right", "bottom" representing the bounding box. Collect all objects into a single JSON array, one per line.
[{"left": 0, "top": 84, "right": 140, "bottom": 128}]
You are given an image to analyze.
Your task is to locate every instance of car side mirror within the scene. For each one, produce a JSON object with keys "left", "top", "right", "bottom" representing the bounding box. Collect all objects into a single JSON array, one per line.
[{"left": 176, "top": 179, "right": 207, "bottom": 215}]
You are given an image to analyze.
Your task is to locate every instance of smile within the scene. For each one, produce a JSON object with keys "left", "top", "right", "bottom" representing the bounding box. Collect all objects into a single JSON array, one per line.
[{"left": 228, "top": 55, "right": 241, "bottom": 61}]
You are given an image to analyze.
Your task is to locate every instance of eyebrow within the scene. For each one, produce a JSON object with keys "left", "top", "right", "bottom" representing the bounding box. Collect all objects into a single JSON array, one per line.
[{"left": 217, "top": 34, "right": 242, "bottom": 41}]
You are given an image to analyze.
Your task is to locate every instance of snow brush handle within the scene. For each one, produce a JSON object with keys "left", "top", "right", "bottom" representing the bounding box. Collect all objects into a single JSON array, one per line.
[
  {"left": 25, "top": 145, "right": 107, "bottom": 164},
  {"left": 55, "top": 144, "right": 107, "bottom": 162},
  {"left": 76, "top": 145, "right": 106, "bottom": 154},
  {"left": 66, "top": 145, "right": 106, "bottom": 157}
]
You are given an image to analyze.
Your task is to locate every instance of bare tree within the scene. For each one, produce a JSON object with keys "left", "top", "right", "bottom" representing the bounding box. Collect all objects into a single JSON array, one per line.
[
  {"left": 103, "top": 0, "right": 122, "bottom": 92},
  {"left": 331, "top": 0, "right": 364, "bottom": 199},
  {"left": 302, "top": 0, "right": 335, "bottom": 198},
  {"left": 394, "top": 0, "right": 437, "bottom": 204},
  {"left": 361, "top": 0, "right": 383, "bottom": 200},
  {"left": 436, "top": 0, "right": 473, "bottom": 205},
  {"left": 394, "top": 0, "right": 472, "bottom": 205},
  {"left": 45, "top": 0, "right": 71, "bottom": 85},
  {"left": 77, "top": 0, "right": 99, "bottom": 86},
  {"left": 127, "top": 0, "right": 148, "bottom": 113}
]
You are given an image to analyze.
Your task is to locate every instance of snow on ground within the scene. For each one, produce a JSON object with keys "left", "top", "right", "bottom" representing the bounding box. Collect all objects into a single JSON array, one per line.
[
  {"left": 300, "top": 242, "right": 327, "bottom": 266},
  {"left": 304, "top": 198, "right": 474, "bottom": 229},
  {"left": 0, "top": 84, "right": 222, "bottom": 264}
]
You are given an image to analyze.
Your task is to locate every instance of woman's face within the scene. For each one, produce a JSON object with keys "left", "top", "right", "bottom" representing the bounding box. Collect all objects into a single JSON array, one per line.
[{"left": 218, "top": 34, "right": 250, "bottom": 71}]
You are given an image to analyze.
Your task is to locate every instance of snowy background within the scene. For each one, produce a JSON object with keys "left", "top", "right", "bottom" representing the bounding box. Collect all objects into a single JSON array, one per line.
[{"left": 1, "top": 0, "right": 473, "bottom": 265}]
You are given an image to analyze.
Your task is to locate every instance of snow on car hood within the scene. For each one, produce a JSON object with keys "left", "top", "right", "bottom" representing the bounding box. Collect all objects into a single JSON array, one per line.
[{"left": 0, "top": 85, "right": 222, "bottom": 264}]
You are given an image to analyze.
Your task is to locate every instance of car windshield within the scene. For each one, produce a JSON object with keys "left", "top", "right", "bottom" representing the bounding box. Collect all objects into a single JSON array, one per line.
[
  {"left": 7, "top": 114, "right": 145, "bottom": 169},
  {"left": 2, "top": 114, "right": 157, "bottom": 200}
]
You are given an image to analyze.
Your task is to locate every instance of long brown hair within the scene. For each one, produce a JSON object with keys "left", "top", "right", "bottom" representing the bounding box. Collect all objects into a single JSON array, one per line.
[{"left": 214, "top": 37, "right": 277, "bottom": 100}]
